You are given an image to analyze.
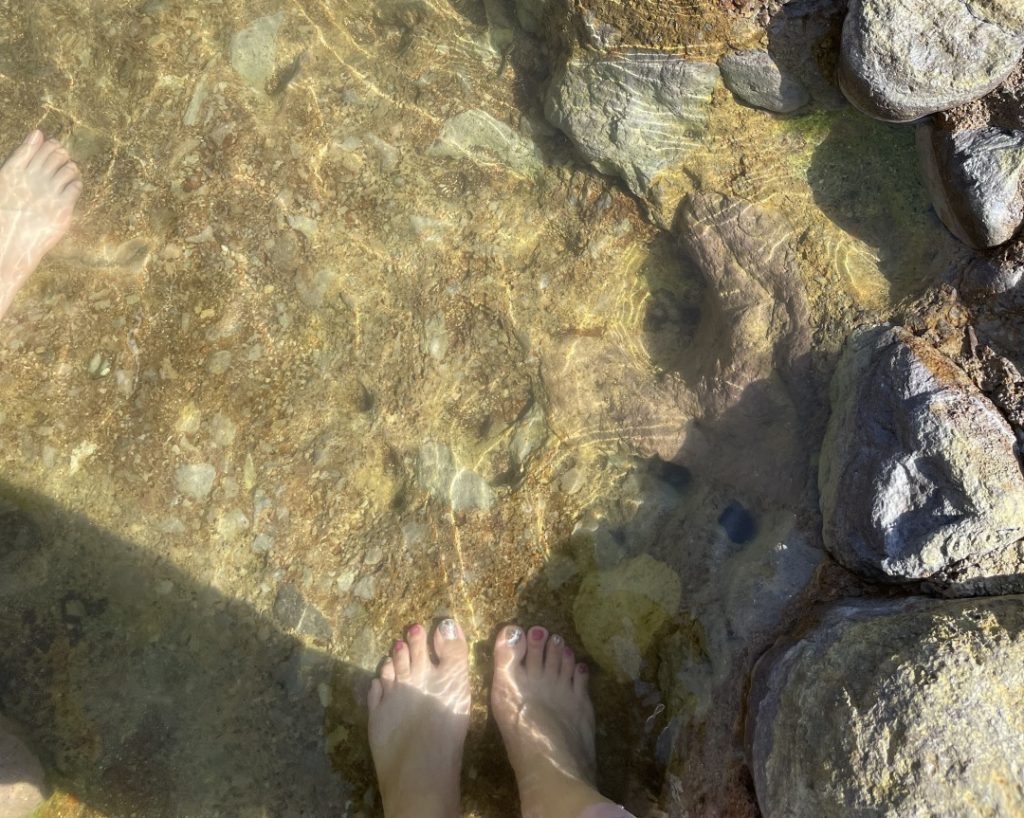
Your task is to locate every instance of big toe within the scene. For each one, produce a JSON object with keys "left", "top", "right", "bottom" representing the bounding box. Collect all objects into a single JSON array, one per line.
[
  {"left": 433, "top": 618, "right": 469, "bottom": 667},
  {"left": 494, "top": 623, "right": 526, "bottom": 672}
]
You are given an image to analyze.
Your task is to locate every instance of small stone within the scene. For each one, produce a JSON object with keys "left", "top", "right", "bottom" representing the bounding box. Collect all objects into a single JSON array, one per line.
[
  {"left": 251, "top": 533, "right": 274, "bottom": 553},
  {"left": 230, "top": 13, "right": 285, "bottom": 91},
  {"left": 719, "top": 49, "right": 810, "bottom": 114},
  {"left": 363, "top": 546, "right": 384, "bottom": 566},
  {"left": 558, "top": 467, "right": 584, "bottom": 495},
  {"left": 87, "top": 352, "right": 113, "bottom": 379},
  {"left": 428, "top": 109, "right": 542, "bottom": 175},
  {"left": 210, "top": 412, "right": 237, "bottom": 446},
  {"left": 353, "top": 576, "right": 376, "bottom": 601},
  {"left": 207, "top": 350, "right": 232, "bottom": 375},
  {"left": 175, "top": 463, "right": 217, "bottom": 501}
]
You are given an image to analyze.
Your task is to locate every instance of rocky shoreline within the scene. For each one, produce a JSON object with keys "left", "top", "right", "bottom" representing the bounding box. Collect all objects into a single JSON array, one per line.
[{"left": 517, "top": 0, "right": 1024, "bottom": 814}]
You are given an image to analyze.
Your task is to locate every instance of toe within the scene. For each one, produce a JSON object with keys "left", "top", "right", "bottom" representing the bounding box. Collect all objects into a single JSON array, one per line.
[
  {"left": 559, "top": 645, "right": 575, "bottom": 687},
  {"left": 367, "top": 678, "right": 384, "bottom": 710},
  {"left": 433, "top": 618, "right": 469, "bottom": 667},
  {"left": 379, "top": 656, "right": 396, "bottom": 687},
  {"left": 62, "top": 178, "right": 84, "bottom": 200},
  {"left": 494, "top": 624, "right": 526, "bottom": 670},
  {"left": 43, "top": 146, "right": 69, "bottom": 175},
  {"left": 53, "top": 162, "right": 79, "bottom": 189},
  {"left": 392, "top": 640, "right": 411, "bottom": 679},
  {"left": 572, "top": 662, "right": 589, "bottom": 697},
  {"left": 544, "top": 633, "right": 564, "bottom": 680},
  {"left": 525, "top": 626, "right": 547, "bottom": 677},
  {"left": 8, "top": 130, "right": 43, "bottom": 168},
  {"left": 28, "top": 138, "right": 60, "bottom": 172},
  {"left": 406, "top": 623, "right": 429, "bottom": 673}
]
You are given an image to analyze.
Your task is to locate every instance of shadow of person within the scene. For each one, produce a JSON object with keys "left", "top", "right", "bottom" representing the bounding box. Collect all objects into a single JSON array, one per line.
[{"left": 0, "top": 481, "right": 373, "bottom": 817}]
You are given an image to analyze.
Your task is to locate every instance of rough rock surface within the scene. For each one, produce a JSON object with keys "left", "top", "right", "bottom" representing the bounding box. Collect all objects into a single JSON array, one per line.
[
  {"left": 749, "top": 595, "right": 1024, "bottom": 818},
  {"left": 719, "top": 49, "right": 810, "bottom": 113},
  {"left": 766, "top": 0, "right": 849, "bottom": 110},
  {"left": 544, "top": 50, "right": 719, "bottom": 212},
  {"left": 918, "top": 123, "right": 1024, "bottom": 249},
  {"left": 819, "top": 324, "right": 1024, "bottom": 595},
  {"left": 839, "top": 0, "right": 1024, "bottom": 122}
]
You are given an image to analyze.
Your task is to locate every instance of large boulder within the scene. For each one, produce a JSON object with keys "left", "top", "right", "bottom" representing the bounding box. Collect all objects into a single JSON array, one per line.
[
  {"left": 839, "top": 0, "right": 1024, "bottom": 122},
  {"left": 749, "top": 595, "right": 1024, "bottom": 818},
  {"left": 918, "top": 123, "right": 1024, "bottom": 249},
  {"left": 819, "top": 324, "right": 1024, "bottom": 596},
  {"left": 544, "top": 51, "right": 718, "bottom": 222}
]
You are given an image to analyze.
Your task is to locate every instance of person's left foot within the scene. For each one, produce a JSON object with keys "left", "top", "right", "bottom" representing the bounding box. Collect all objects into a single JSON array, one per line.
[
  {"left": 0, "top": 716, "right": 47, "bottom": 818},
  {"left": 0, "top": 130, "right": 83, "bottom": 319},
  {"left": 367, "top": 619, "right": 471, "bottom": 818}
]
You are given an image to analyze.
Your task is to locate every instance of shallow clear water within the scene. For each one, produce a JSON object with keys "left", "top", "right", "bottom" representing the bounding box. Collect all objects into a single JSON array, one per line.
[{"left": 0, "top": 1, "right": 957, "bottom": 816}]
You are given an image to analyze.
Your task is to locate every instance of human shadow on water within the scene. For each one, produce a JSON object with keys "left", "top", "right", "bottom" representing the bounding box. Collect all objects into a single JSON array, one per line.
[{"left": 0, "top": 481, "right": 376, "bottom": 817}]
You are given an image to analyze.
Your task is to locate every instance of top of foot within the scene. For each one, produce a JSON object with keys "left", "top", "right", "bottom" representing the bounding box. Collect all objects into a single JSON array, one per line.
[
  {"left": 368, "top": 619, "right": 471, "bottom": 818},
  {"left": 0, "top": 130, "right": 83, "bottom": 318},
  {"left": 492, "top": 624, "right": 615, "bottom": 818}
]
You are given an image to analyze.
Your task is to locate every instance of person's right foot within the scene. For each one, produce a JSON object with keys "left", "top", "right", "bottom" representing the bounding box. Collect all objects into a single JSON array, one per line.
[
  {"left": 0, "top": 716, "right": 46, "bottom": 818},
  {"left": 491, "top": 624, "right": 617, "bottom": 818},
  {"left": 0, "top": 130, "right": 82, "bottom": 320}
]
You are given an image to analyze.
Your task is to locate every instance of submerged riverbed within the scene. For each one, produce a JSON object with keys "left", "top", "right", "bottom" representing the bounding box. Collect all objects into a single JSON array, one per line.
[{"left": 0, "top": 1, "right": 963, "bottom": 815}]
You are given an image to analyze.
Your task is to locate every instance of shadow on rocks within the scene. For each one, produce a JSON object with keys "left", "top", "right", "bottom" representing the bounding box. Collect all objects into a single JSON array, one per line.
[{"left": 0, "top": 481, "right": 373, "bottom": 817}]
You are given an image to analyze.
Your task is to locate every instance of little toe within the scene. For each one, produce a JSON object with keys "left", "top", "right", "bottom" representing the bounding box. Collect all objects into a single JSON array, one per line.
[
  {"left": 53, "top": 162, "right": 79, "bottom": 190},
  {"left": 543, "top": 634, "right": 564, "bottom": 680},
  {"left": 367, "top": 678, "right": 384, "bottom": 710},
  {"left": 28, "top": 139, "right": 60, "bottom": 172},
  {"left": 379, "top": 656, "right": 396, "bottom": 687},
  {"left": 494, "top": 624, "right": 526, "bottom": 670},
  {"left": 392, "top": 640, "right": 411, "bottom": 679},
  {"left": 8, "top": 130, "right": 43, "bottom": 168},
  {"left": 406, "top": 623, "right": 429, "bottom": 672},
  {"left": 433, "top": 618, "right": 469, "bottom": 667},
  {"left": 525, "top": 626, "right": 547, "bottom": 677}
]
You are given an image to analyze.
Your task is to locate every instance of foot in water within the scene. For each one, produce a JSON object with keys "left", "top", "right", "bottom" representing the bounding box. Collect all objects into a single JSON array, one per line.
[
  {"left": 0, "top": 130, "right": 83, "bottom": 319},
  {"left": 492, "top": 625, "right": 629, "bottom": 818},
  {"left": 368, "top": 619, "right": 471, "bottom": 818},
  {"left": 0, "top": 716, "right": 47, "bottom": 818}
]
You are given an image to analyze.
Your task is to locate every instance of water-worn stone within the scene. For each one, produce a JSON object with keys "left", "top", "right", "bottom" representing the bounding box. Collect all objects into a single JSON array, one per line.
[
  {"left": 428, "top": 109, "right": 542, "bottom": 175},
  {"left": 544, "top": 50, "right": 719, "bottom": 215},
  {"left": 918, "top": 124, "right": 1024, "bottom": 249},
  {"left": 819, "top": 324, "right": 1024, "bottom": 595},
  {"left": 572, "top": 554, "right": 681, "bottom": 681},
  {"left": 839, "top": 0, "right": 1024, "bottom": 122},
  {"left": 749, "top": 595, "right": 1024, "bottom": 818},
  {"left": 718, "top": 49, "right": 810, "bottom": 114}
]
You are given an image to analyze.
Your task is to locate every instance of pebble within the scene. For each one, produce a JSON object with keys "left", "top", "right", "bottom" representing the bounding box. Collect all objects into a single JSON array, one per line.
[{"left": 175, "top": 463, "right": 217, "bottom": 500}]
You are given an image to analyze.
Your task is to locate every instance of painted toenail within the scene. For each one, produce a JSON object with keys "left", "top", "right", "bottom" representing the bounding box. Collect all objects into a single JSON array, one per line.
[
  {"left": 506, "top": 626, "right": 524, "bottom": 646},
  {"left": 439, "top": 618, "right": 458, "bottom": 640},
  {"left": 530, "top": 627, "right": 546, "bottom": 641},
  {"left": 550, "top": 634, "right": 563, "bottom": 646},
  {"left": 394, "top": 640, "right": 405, "bottom": 651},
  {"left": 407, "top": 624, "right": 422, "bottom": 636},
  {"left": 564, "top": 647, "right": 574, "bottom": 658}
]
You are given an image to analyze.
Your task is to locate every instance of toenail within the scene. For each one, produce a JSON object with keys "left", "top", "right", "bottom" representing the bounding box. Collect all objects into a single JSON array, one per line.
[
  {"left": 439, "top": 618, "right": 458, "bottom": 640},
  {"left": 530, "top": 627, "right": 546, "bottom": 641},
  {"left": 563, "top": 647, "right": 574, "bottom": 658},
  {"left": 407, "top": 624, "right": 422, "bottom": 636},
  {"left": 394, "top": 640, "right": 405, "bottom": 651},
  {"left": 550, "top": 634, "right": 563, "bottom": 646},
  {"left": 506, "top": 626, "right": 524, "bottom": 646}
]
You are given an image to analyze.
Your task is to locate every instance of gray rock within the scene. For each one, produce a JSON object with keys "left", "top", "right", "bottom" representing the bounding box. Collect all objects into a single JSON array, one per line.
[
  {"left": 513, "top": 0, "right": 548, "bottom": 33},
  {"left": 839, "top": 0, "right": 1024, "bottom": 121},
  {"left": 819, "top": 324, "right": 1024, "bottom": 595},
  {"left": 416, "top": 441, "right": 495, "bottom": 511},
  {"left": 544, "top": 51, "right": 719, "bottom": 207},
  {"left": 229, "top": 13, "right": 285, "bottom": 91},
  {"left": 918, "top": 124, "right": 1024, "bottom": 249},
  {"left": 767, "top": 0, "right": 849, "bottom": 110},
  {"left": 175, "top": 463, "right": 217, "bottom": 501},
  {"left": 749, "top": 595, "right": 1024, "bottom": 818},
  {"left": 719, "top": 49, "right": 810, "bottom": 114},
  {"left": 948, "top": 240, "right": 1024, "bottom": 296}
]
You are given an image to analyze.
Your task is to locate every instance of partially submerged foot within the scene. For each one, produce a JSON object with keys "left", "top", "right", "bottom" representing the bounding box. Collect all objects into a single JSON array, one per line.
[
  {"left": 491, "top": 624, "right": 617, "bottom": 818},
  {"left": 0, "top": 130, "right": 83, "bottom": 319},
  {"left": 0, "top": 716, "right": 47, "bottom": 818},
  {"left": 367, "top": 619, "right": 471, "bottom": 818}
]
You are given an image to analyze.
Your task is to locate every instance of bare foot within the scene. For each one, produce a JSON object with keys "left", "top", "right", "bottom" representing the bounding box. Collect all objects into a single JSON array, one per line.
[
  {"left": 367, "top": 619, "right": 471, "bottom": 818},
  {"left": 491, "top": 625, "right": 623, "bottom": 818},
  {"left": 0, "top": 716, "right": 46, "bottom": 818},
  {"left": 0, "top": 130, "right": 83, "bottom": 320}
]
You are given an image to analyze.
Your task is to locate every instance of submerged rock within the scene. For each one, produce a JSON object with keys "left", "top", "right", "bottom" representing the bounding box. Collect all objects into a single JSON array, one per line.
[
  {"left": 839, "top": 0, "right": 1024, "bottom": 121},
  {"left": 749, "top": 595, "right": 1024, "bottom": 818},
  {"left": 544, "top": 50, "right": 718, "bottom": 217},
  {"left": 416, "top": 441, "right": 495, "bottom": 512},
  {"left": 819, "top": 324, "right": 1024, "bottom": 595},
  {"left": 719, "top": 49, "right": 809, "bottom": 114},
  {"left": 918, "top": 123, "right": 1024, "bottom": 249},
  {"left": 572, "top": 554, "right": 681, "bottom": 681},
  {"left": 766, "top": 0, "right": 848, "bottom": 110},
  {"left": 428, "top": 109, "right": 542, "bottom": 175}
]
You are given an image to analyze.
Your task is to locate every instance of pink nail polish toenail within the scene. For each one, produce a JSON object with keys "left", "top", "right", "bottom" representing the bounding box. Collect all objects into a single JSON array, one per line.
[
  {"left": 530, "top": 627, "right": 546, "bottom": 641},
  {"left": 564, "top": 647, "right": 574, "bottom": 658},
  {"left": 407, "top": 624, "right": 422, "bottom": 636},
  {"left": 394, "top": 640, "right": 404, "bottom": 651},
  {"left": 439, "top": 619, "right": 458, "bottom": 640},
  {"left": 577, "top": 663, "right": 588, "bottom": 674},
  {"left": 506, "top": 626, "right": 523, "bottom": 646}
]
